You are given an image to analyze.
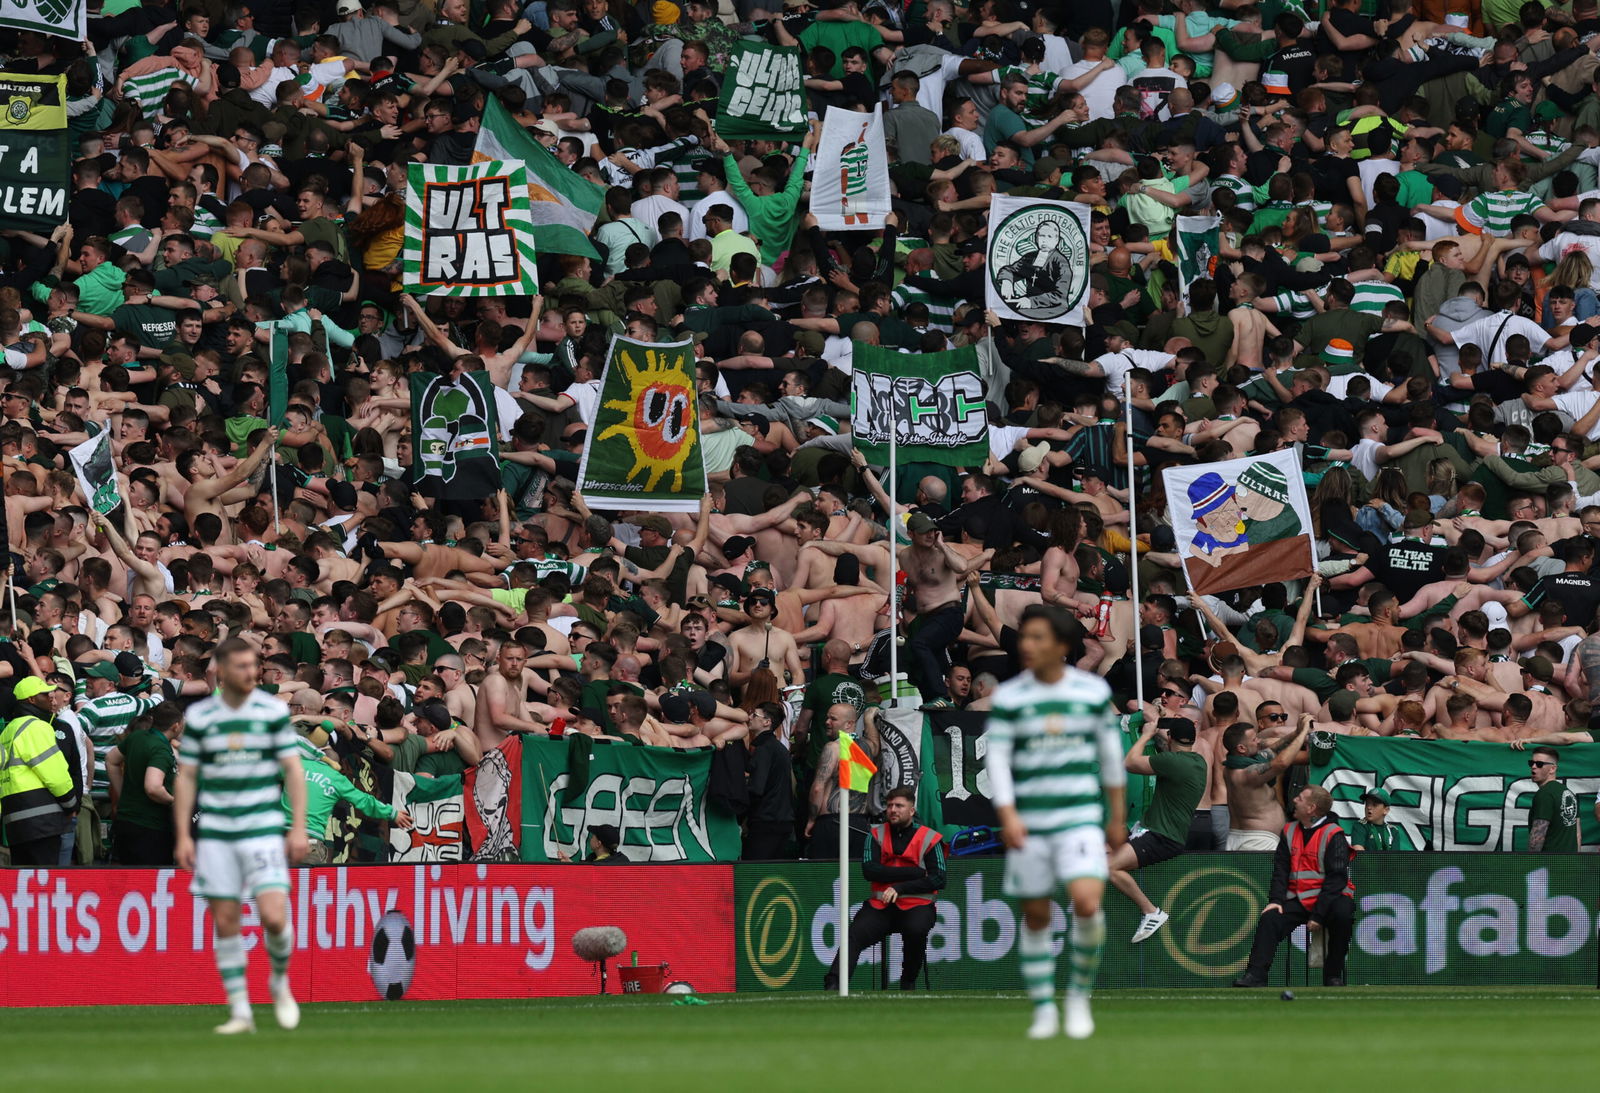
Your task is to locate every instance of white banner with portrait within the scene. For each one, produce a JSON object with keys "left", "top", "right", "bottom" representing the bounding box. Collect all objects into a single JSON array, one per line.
[
  {"left": 1161, "top": 449, "right": 1316, "bottom": 597},
  {"left": 984, "top": 195, "right": 1092, "bottom": 325},
  {"left": 809, "top": 105, "right": 891, "bottom": 231}
]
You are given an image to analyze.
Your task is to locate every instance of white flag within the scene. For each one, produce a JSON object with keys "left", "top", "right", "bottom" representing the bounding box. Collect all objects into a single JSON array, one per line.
[
  {"left": 69, "top": 430, "right": 119, "bottom": 516},
  {"left": 1161, "top": 449, "right": 1316, "bottom": 597},
  {"left": 809, "top": 105, "right": 891, "bottom": 232},
  {"left": 984, "top": 194, "right": 1092, "bottom": 325}
]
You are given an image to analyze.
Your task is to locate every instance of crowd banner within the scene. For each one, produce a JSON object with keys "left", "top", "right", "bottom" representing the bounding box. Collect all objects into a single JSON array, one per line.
[
  {"left": 1175, "top": 214, "right": 1220, "bottom": 303},
  {"left": 809, "top": 105, "right": 890, "bottom": 231},
  {"left": 0, "top": 0, "right": 84, "bottom": 39},
  {"left": 403, "top": 160, "right": 539, "bottom": 297},
  {"left": 873, "top": 706, "right": 944, "bottom": 831},
  {"left": 716, "top": 41, "right": 808, "bottom": 141},
  {"left": 1314, "top": 738, "right": 1600, "bottom": 851},
  {"left": 984, "top": 195, "right": 1092, "bottom": 325},
  {"left": 519, "top": 736, "right": 741, "bottom": 863},
  {"left": 850, "top": 342, "right": 988, "bottom": 467},
  {"left": 925, "top": 709, "right": 997, "bottom": 831},
  {"left": 68, "top": 431, "right": 119, "bottom": 516},
  {"left": 465, "top": 736, "right": 523, "bottom": 862},
  {"left": 409, "top": 369, "right": 501, "bottom": 502},
  {"left": 472, "top": 95, "right": 602, "bottom": 259},
  {"left": 389, "top": 772, "right": 466, "bottom": 862},
  {"left": 0, "top": 865, "right": 735, "bottom": 1006},
  {"left": 0, "top": 73, "right": 68, "bottom": 234},
  {"left": 1162, "top": 448, "right": 1315, "bottom": 596},
  {"left": 266, "top": 321, "right": 290, "bottom": 425},
  {"left": 575, "top": 335, "right": 707, "bottom": 512},
  {"left": 735, "top": 854, "right": 1600, "bottom": 992}
]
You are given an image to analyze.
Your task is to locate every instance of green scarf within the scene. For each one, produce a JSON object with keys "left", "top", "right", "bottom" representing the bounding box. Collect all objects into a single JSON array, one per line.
[{"left": 1223, "top": 753, "right": 1266, "bottom": 770}]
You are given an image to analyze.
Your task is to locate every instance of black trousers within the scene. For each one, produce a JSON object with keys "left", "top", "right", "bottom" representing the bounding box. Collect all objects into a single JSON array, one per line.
[
  {"left": 743, "top": 822, "right": 792, "bottom": 861},
  {"left": 825, "top": 902, "right": 938, "bottom": 989},
  {"left": 114, "top": 821, "right": 175, "bottom": 866},
  {"left": 907, "top": 604, "right": 964, "bottom": 698},
  {"left": 11, "top": 833, "right": 63, "bottom": 866},
  {"left": 1244, "top": 895, "right": 1355, "bottom": 984}
]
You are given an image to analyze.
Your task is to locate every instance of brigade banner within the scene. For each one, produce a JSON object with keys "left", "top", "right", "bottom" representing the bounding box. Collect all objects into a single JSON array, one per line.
[
  {"left": 809, "top": 105, "right": 891, "bottom": 231},
  {"left": 575, "top": 335, "right": 707, "bottom": 512},
  {"left": 850, "top": 341, "right": 988, "bottom": 467},
  {"left": 1175, "top": 214, "right": 1220, "bottom": 303},
  {"left": 68, "top": 430, "right": 119, "bottom": 516},
  {"left": 410, "top": 369, "right": 501, "bottom": 501},
  {"left": 716, "top": 41, "right": 808, "bottom": 141},
  {"left": 0, "top": 0, "right": 84, "bottom": 39},
  {"left": 0, "top": 73, "right": 68, "bottom": 234},
  {"left": 984, "top": 194, "right": 1092, "bottom": 325},
  {"left": 519, "top": 736, "right": 742, "bottom": 863},
  {"left": 1315, "top": 737, "right": 1600, "bottom": 851},
  {"left": 403, "top": 160, "right": 539, "bottom": 297},
  {"left": 1162, "top": 448, "right": 1315, "bottom": 596}
]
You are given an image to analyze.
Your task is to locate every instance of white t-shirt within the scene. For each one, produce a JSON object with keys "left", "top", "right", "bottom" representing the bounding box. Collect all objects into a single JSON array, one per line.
[
  {"left": 1452, "top": 310, "right": 1549, "bottom": 363},
  {"left": 987, "top": 423, "right": 1030, "bottom": 461},
  {"left": 1062, "top": 58, "right": 1127, "bottom": 121},
  {"left": 914, "top": 54, "right": 970, "bottom": 117},
  {"left": 631, "top": 194, "right": 690, "bottom": 239},
  {"left": 945, "top": 125, "right": 987, "bottom": 162},
  {"left": 1357, "top": 157, "right": 1400, "bottom": 209},
  {"left": 1095, "top": 348, "right": 1172, "bottom": 397},
  {"left": 1554, "top": 390, "right": 1600, "bottom": 439},
  {"left": 1351, "top": 436, "right": 1381, "bottom": 481},
  {"left": 687, "top": 191, "right": 749, "bottom": 241},
  {"left": 1326, "top": 373, "right": 1391, "bottom": 400},
  {"left": 563, "top": 379, "right": 602, "bottom": 423}
]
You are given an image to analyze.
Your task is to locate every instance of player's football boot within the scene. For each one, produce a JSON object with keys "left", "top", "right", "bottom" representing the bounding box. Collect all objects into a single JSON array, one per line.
[
  {"left": 271, "top": 980, "right": 301, "bottom": 1030},
  {"left": 1027, "top": 1002, "right": 1059, "bottom": 1040},
  {"left": 214, "top": 1015, "right": 256, "bottom": 1035},
  {"left": 1063, "top": 995, "right": 1094, "bottom": 1040}
]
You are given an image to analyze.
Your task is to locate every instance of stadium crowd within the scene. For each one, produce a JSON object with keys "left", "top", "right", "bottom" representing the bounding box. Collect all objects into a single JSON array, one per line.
[{"left": 3, "top": 0, "right": 1600, "bottom": 868}]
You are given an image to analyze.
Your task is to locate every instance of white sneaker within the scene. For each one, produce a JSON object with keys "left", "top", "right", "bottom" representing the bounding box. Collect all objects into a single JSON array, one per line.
[
  {"left": 1132, "top": 909, "right": 1169, "bottom": 944},
  {"left": 271, "top": 981, "right": 300, "bottom": 1030},
  {"left": 1027, "top": 1002, "right": 1060, "bottom": 1040},
  {"left": 214, "top": 1015, "right": 256, "bottom": 1035},
  {"left": 1064, "top": 995, "right": 1094, "bottom": 1040}
]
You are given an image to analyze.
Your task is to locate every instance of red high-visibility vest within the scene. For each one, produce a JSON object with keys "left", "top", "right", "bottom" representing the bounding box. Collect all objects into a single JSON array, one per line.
[
  {"left": 1284, "top": 818, "right": 1355, "bottom": 909},
  {"left": 869, "top": 822, "right": 942, "bottom": 909}
]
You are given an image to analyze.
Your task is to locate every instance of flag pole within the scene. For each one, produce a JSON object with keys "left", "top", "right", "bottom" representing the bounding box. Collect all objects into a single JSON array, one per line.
[
  {"left": 269, "top": 451, "right": 281, "bottom": 537},
  {"left": 838, "top": 770, "right": 849, "bottom": 999},
  {"left": 1125, "top": 387, "right": 1144, "bottom": 713}
]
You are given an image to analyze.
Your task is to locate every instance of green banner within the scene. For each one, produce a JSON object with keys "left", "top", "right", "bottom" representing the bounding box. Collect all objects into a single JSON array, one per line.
[
  {"left": 849, "top": 342, "right": 989, "bottom": 468},
  {"left": 575, "top": 335, "right": 707, "bottom": 512},
  {"left": 1174, "top": 213, "right": 1219, "bottom": 302},
  {"left": 267, "top": 322, "right": 289, "bottom": 427},
  {"left": 403, "top": 160, "right": 539, "bottom": 297},
  {"left": 716, "top": 41, "right": 808, "bottom": 141},
  {"left": 0, "top": 74, "right": 68, "bottom": 234},
  {"left": 735, "top": 854, "right": 1600, "bottom": 991},
  {"left": 519, "top": 736, "right": 741, "bottom": 862},
  {"left": 1314, "top": 738, "right": 1600, "bottom": 851},
  {"left": 410, "top": 369, "right": 501, "bottom": 501}
]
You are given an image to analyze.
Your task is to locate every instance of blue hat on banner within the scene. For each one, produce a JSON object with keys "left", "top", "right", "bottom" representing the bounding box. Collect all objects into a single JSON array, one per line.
[{"left": 1188, "top": 472, "right": 1234, "bottom": 517}]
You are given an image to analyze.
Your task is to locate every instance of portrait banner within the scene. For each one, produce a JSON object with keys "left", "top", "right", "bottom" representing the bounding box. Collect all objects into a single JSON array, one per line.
[
  {"left": 984, "top": 194, "right": 1092, "bottom": 325},
  {"left": 575, "top": 335, "right": 707, "bottom": 511},
  {"left": 403, "top": 160, "right": 539, "bottom": 297},
  {"left": 465, "top": 736, "right": 523, "bottom": 862},
  {"left": 809, "top": 105, "right": 891, "bottom": 231},
  {"left": 68, "top": 430, "right": 119, "bottom": 516},
  {"left": 0, "top": 74, "right": 68, "bottom": 234},
  {"left": 716, "top": 41, "right": 808, "bottom": 141},
  {"left": 1162, "top": 449, "right": 1315, "bottom": 596},
  {"left": 850, "top": 341, "right": 988, "bottom": 467}
]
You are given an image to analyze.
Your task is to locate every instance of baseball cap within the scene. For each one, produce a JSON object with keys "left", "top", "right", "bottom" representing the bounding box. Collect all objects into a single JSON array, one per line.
[
  {"left": 85, "top": 662, "right": 120, "bottom": 681},
  {"left": 457, "top": 39, "right": 487, "bottom": 61},
  {"left": 327, "top": 480, "right": 359, "bottom": 511},
  {"left": 530, "top": 119, "right": 561, "bottom": 138},
  {"left": 1105, "top": 320, "right": 1138, "bottom": 343},
  {"left": 1433, "top": 175, "right": 1464, "bottom": 201},
  {"left": 161, "top": 351, "right": 197, "bottom": 381},
  {"left": 906, "top": 511, "right": 938, "bottom": 534},
  {"left": 1161, "top": 718, "right": 1197, "bottom": 744},
  {"left": 806, "top": 414, "right": 839, "bottom": 435},
  {"left": 13, "top": 677, "right": 55, "bottom": 701},
  {"left": 115, "top": 651, "right": 144, "bottom": 677},
  {"left": 659, "top": 693, "right": 691, "bottom": 723},
  {"left": 686, "top": 690, "right": 717, "bottom": 719},
  {"left": 568, "top": 706, "right": 608, "bottom": 725},
  {"left": 956, "top": 237, "right": 985, "bottom": 256},
  {"left": 1520, "top": 654, "right": 1555, "bottom": 682},
  {"left": 722, "top": 534, "right": 756, "bottom": 560},
  {"left": 337, "top": 0, "right": 363, "bottom": 13},
  {"left": 1034, "top": 155, "right": 1069, "bottom": 182},
  {"left": 588, "top": 823, "right": 621, "bottom": 851},
  {"left": 1017, "top": 440, "right": 1050, "bottom": 474},
  {"left": 184, "top": 273, "right": 220, "bottom": 289},
  {"left": 1361, "top": 787, "right": 1392, "bottom": 806}
]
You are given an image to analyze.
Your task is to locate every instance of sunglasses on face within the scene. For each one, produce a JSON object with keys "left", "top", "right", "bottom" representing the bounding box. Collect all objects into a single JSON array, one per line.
[
  {"left": 1529, "top": 760, "right": 1553, "bottom": 768},
  {"left": 1266, "top": 713, "right": 1289, "bottom": 722}
]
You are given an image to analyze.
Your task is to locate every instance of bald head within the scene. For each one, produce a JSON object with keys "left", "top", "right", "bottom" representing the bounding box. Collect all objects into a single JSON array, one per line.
[{"left": 822, "top": 638, "right": 852, "bottom": 669}]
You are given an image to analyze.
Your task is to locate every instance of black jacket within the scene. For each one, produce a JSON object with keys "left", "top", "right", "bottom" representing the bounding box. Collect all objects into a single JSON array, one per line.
[
  {"left": 861, "top": 820, "right": 947, "bottom": 897},
  {"left": 746, "top": 731, "right": 794, "bottom": 825}
]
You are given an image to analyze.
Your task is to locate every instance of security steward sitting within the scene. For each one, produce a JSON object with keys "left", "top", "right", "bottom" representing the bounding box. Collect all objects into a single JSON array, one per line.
[
  {"left": 1232, "top": 785, "right": 1356, "bottom": 988},
  {"left": 0, "top": 677, "right": 81, "bottom": 865},
  {"left": 824, "top": 787, "right": 947, "bottom": 991}
]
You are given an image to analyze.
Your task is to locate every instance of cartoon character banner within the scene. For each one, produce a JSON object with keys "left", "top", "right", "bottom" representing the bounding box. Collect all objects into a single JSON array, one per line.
[
  {"left": 409, "top": 370, "right": 501, "bottom": 501},
  {"left": 403, "top": 160, "right": 539, "bottom": 297},
  {"left": 575, "top": 336, "right": 707, "bottom": 512},
  {"left": 1162, "top": 449, "right": 1315, "bottom": 597},
  {"left": 809, "top": 105, "right": 891, "bottom": 231},
  {"left": 984, "top": 194, "right": 1092, "bottom": 325}
]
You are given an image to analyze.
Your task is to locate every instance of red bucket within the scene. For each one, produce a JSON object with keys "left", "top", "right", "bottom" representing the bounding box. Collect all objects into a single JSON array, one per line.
[{"left": 618, "top": 962, "right": 670, "bottom": 994}]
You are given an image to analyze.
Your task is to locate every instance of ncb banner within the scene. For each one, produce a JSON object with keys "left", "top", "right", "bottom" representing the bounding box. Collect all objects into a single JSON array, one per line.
[{"left": 850, "top": 341, "right": 988, "bottom": 468}]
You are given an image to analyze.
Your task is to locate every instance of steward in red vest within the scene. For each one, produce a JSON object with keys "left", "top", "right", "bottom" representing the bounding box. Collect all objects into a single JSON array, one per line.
[
  {"left": 823, "top": 787, "right": 947, "bottom": 991},
  {"left": 1232, "top": 785, "right": 1356, "bottom": 988}
]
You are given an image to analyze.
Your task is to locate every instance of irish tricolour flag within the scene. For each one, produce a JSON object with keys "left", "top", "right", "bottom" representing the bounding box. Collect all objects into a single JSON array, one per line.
[{"left": 473, "top": 96, "right": 603, "bottom": 259}]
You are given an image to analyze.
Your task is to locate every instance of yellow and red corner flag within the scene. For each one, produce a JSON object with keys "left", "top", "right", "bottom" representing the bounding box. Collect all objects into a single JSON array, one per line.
[{"left": 839, "top": 731, "right": 877, "bottom": 792}]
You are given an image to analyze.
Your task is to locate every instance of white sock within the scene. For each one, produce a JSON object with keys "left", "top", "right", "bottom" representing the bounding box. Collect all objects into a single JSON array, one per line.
[
  {"left": 266, "top": 925, "right": 294, "bottom": 992},
  {"left": 214, "top": 933, "right": 251, "bottom": 1019},
  {"left": 1018, "top": 926, "right": 1055, "bottom": 1005}
]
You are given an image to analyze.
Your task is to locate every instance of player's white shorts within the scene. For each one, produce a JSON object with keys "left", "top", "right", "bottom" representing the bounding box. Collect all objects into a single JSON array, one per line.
[
  {"left": 192, "top": 835, "right": 290, "bottom": 902},
  {"left": 1003, "top": 825, "right": 1108, "bottom": 899}
]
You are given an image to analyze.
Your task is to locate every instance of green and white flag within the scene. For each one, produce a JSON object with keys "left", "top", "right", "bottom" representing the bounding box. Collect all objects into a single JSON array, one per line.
[
  {"left": 716, "top": 41, "right": 808, "bottom": 141},
  {"left": 68, "top": 430, "right": 118, "bottom": 516},
  {"left": 472, "top": 95, "right": 603, "bottom": 259},
  {"left": 410, "top": 370, "right": 502, "bottom": 501},
  {"left": 265, "top": 321, "right": 289, "bottom": 426},
  {"left": 0, "top": 74, "right": 69, "bottom": 234},
  {"left": 809, "top": 104, "right": 890, "bottom": 231},
  {"left": 403, "top": 160, "right": 539, "bottom": 297},
  {"left": 984, "top": 194, "right": 1092, "bottom": 325},
  {"left": 0, "top": 0, "right": 84, "bottom": 40},
  {"left": 1175, "top": 213, "right": 1220, "bottom": 303},
  {"left": 576, "top": 335, "right": 707, "bottom": 512},
  {"left": 850, "top": 341, "right": 988, "bottom": 468}
]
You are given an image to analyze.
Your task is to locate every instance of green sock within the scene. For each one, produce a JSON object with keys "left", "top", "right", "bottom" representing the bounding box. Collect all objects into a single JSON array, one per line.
[
  {"left": 1018, "top": 926, "right": 1055, "bottom": 1005},
  {"left": 1067, "top": 911, "right": 1105, "bottom": 999}
]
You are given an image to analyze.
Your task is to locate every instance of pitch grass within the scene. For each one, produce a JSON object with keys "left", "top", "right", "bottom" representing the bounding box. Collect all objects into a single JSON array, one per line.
[{"left": 5, "top": 988, "right": 1595, "bottom": 1090}]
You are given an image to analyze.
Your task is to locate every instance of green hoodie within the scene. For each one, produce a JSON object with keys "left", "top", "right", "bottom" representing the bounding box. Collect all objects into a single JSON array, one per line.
[
  {"left": 723, "top": 150, "right": 811, "bottom": 267},
  {"left": 286, "top": 761, "right": 396, "bottom": 842}
]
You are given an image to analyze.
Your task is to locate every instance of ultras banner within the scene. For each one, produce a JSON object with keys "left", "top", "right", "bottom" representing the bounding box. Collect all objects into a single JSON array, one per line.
[
  {"left": 574, "top": 335, "right": 707, "bottom": 512},
  {"left": 0, "top": 866, "right": 734, "bottom": 1006},
  {"left": 1314, "top": 737, "right": 1600, "bottom": 851},
  {"left": 518, "top": 736, "right": 742, "bottom": 863},
  {"left": 1161, "top": 447, "right": 1316, "bottom": 596},
  {"left": 734, "top": 855, "right": 1600, "bottom": 991},
  {"left": 716, "top": 41, "right": 807, "bottom": 141},
  {"left": 0, "top": 74, "right": 69, "bottom": 234},
  {"left": 403, "top": 160, "right": 539, "bottom": 297}
]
